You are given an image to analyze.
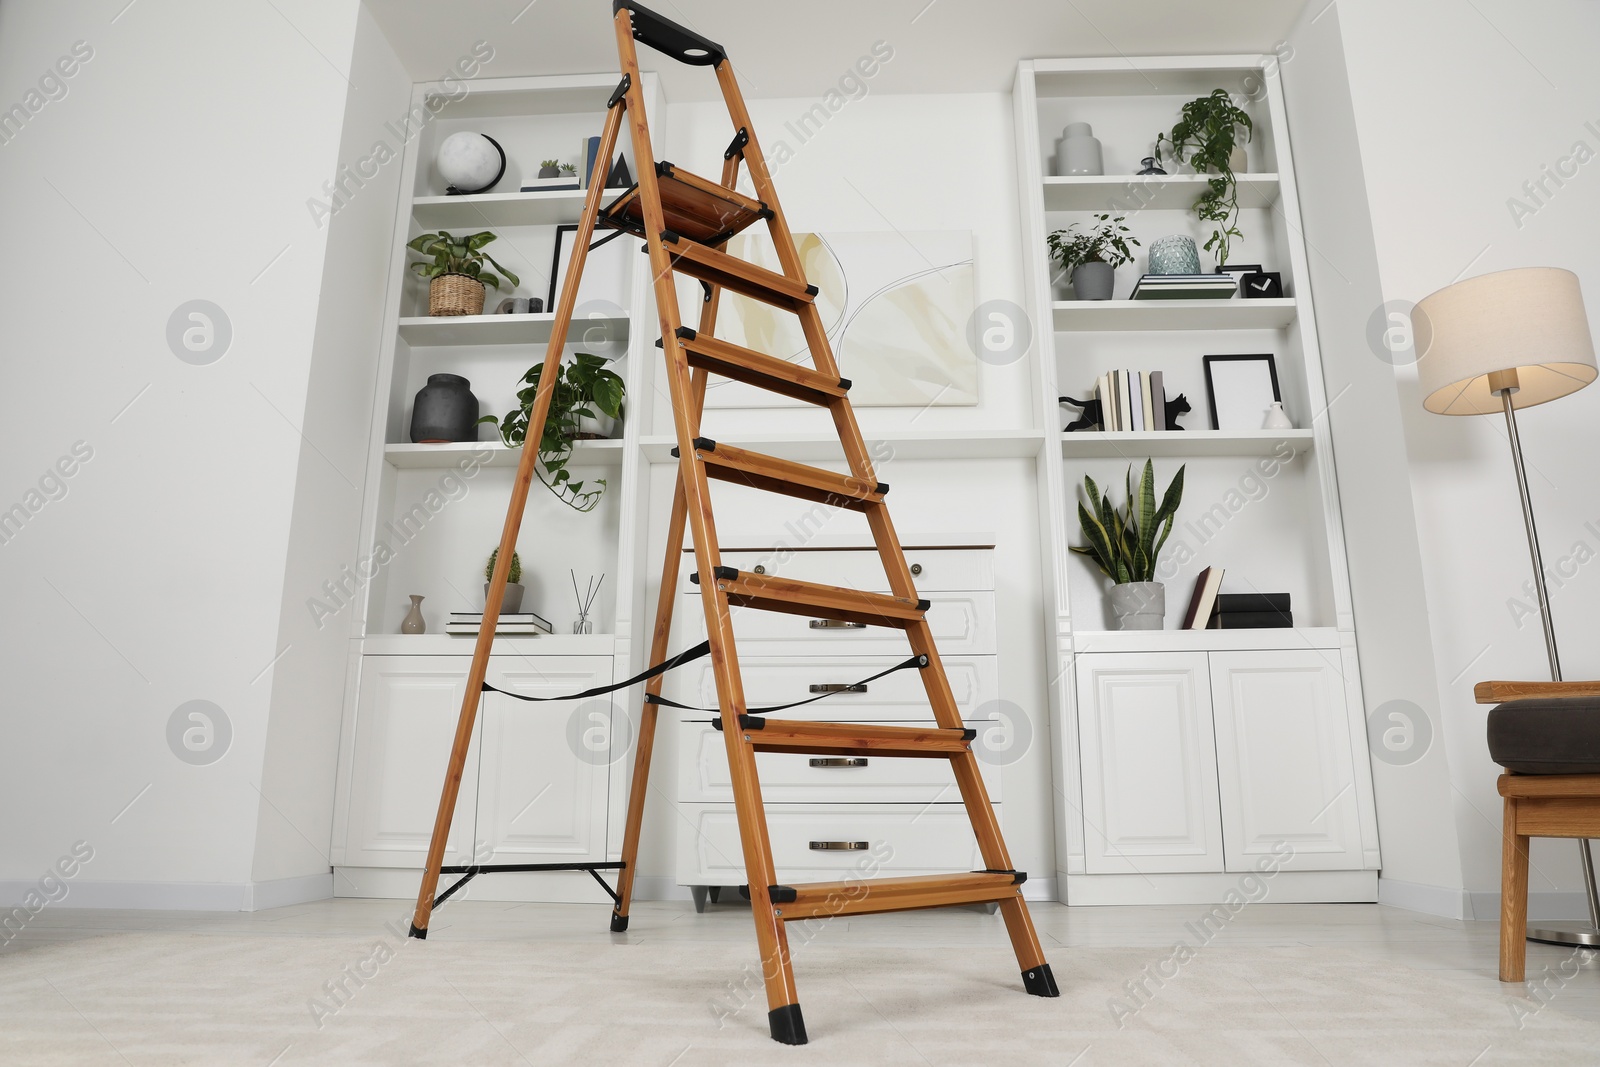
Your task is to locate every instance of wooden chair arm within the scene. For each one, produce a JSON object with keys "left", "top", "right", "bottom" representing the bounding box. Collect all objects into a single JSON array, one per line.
[{"left": 1475, "top": 680, "right": 1600, "bottom": 704}]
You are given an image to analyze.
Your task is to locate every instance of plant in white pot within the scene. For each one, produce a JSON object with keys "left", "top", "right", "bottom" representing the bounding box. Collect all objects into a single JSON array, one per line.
[
  {"left": 1072, "top": 460, "right": 1185, "bottom": 630},
  {"left": 1046, "top": 213, "right": 1139, "bottom": 301},
  {"left": 485, "top": 548, "right": 524, "bottom": 614}
]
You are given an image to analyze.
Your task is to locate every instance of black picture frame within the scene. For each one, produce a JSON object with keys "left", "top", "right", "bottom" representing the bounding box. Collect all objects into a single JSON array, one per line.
[
  {"left": 547, "top": 223, "right": 631, "bottom": 316},
  {"left": 1202, "top": 354, "right": 1281, "bottom": 431}
]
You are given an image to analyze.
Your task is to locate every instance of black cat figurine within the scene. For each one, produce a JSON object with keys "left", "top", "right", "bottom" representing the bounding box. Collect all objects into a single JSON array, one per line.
[{"left": 1059, "top": 393, "right": 1191, "bottom": 431}]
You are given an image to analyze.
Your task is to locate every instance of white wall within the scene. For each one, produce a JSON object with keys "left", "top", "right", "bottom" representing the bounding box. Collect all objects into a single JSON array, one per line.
[
  {"left": 0, "top": 0, "right": 363, "bottom": 906},
  {"left": 1329, "top": 0, "right": 1600, "bottom": 910}
]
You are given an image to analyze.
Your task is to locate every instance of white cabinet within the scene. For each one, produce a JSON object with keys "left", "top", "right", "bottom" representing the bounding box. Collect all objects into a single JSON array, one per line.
[{"left": 1075, "top": 653, "right": 1223, "bottom": 874}]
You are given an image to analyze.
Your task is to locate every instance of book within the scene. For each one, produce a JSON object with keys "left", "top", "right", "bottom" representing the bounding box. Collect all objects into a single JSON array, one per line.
[
  {"left": 1141, "top": 371, "right": 1155, "bottom": 432},
  {"left": 520, "top": 176, "right": 579, "bottom": 192},
  {"left": 451, "top": 610, "right": 552, "bottom": 631},
  {"left": 582, "top": 135, "right": 601, "bottom": 188},
  {"left": 1108, "top": 370, "right": 1122, "bottom": 431},
  {"left": 1128, "top": 370, "right": 1143, "bottom": 431},
  {"left": 1130, "top": 273, "right": 1240, "bottom": 301},
  {"left": 1209, "top": 609, "right": 1294, "bottom": 629},
  {"left": 1214, "top": 592, "right": 1290, "bottom": 614},
  {"left": 1096, "top": 373, "right": 1111, "bottom": 430},
  {"left": 1149, "top": 371, "right": 1166, "bottom": 430},
  {"left": 1182, "top": 567, "right": 1225, "bottom": 629},
  {"left": 446, "top": 626, "right": 551, "bottom": 636}
]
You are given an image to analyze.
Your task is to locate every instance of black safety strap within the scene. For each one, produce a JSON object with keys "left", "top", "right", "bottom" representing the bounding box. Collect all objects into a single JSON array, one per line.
[
  {"left": 481, "top": 639, "right": 712, "bottom": 701},
  {"left": 647, "top": 653, "right": 929, "bottom": 716}
]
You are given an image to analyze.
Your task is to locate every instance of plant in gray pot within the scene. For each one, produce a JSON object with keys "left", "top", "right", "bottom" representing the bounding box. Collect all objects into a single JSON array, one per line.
[
  {"left": 1071, "top": 460, "right": 1185, "bottom": 630},
  {"left": 1046, "top": 213, "right": 1140, "bottom": 301},
  {"left": 485, "top": 547, "right": 525, "bottom": 615}
]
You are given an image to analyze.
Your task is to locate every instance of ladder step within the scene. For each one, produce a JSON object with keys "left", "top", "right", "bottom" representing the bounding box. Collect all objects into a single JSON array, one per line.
[
  {"left": 602, "top": 162, "right": 770, "bottom": 246},
  {"left": 716, "top": 717, "right": 974, "bottom": 758},
  {"left": 667, "top": 327, "right": 849, "bottom": 406},
  {"left": 769, "top": 871, "right": 1027, "bottom": 920},
  {"left": 672, "top": 436, "right": 886, "bottom": 511},
  {"left": 691, "top": 567, "right": 928, "bottom": 629},
  {"left": 662, "top": 234, "right": 817, "bottom": 311}
]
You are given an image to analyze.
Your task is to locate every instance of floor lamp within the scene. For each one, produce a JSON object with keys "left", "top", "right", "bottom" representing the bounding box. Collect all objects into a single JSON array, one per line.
[{"left": 1416, "top": 266, "right": 1599, "bottom": 946}]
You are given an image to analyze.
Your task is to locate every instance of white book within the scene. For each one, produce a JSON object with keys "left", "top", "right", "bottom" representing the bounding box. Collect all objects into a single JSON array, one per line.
[{"left": 1127, "top": 371, "right": 1143, "bottom": 431}]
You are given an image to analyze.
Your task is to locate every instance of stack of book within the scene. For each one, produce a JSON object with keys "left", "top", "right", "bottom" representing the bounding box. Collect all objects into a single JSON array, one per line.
[
  {"left": 1094, "top": 369, "right": 1169, "bottom": 431},
  {"left": 445, "top": 611, "right": 553, "bottom": 636},
  {"left": 1182, "top": 568, "right": 1293, "bottom": 628},
  {"left": 1130, "top": 273, "right": 1239, "bottom": 301}
]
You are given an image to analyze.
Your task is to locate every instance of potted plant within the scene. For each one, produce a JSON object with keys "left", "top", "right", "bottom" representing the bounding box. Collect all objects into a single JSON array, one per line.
[
  {"left": 560, "top": 163, "right": 577, "bottom": 179},
  {"left": 1046, "top": 213, "right": 1140, "bottom": 300},
  {"left": 1071, "top": 460, "right": 1185, "bottom": 630},
  {"left": 1155, "top": 89, "right": 1254, "bottom": 267},
  {"left": 485, "top": 548, "right": 524, "bottom": 614},
  {"left": 408, "top": 229, "right": 520, "bottom": 317},
  {"left": 537, "top": 159, "right": 561, "bottom": 178},
  {"left": 478, "top": 353, "right": 626, "bottom": 512}
]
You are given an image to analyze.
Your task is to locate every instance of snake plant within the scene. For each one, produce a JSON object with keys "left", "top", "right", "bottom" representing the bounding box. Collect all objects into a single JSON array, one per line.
[{"left": 1072, "top": 461, "right": 1185, "bottom": 583}]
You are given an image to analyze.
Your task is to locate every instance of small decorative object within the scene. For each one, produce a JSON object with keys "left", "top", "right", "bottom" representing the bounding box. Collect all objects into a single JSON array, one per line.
[
  {"left": 408, "top": 230, "right": 520, "bottom": 317},
  {"left": 1072, "top": 460, "right": 1185, "bottom": 631},
  {"left": 495, "top": 297, "right": 544, "bottom": 314},
  {"left": 1148, "top": 234, "right": 1201, "bottom": 276},
  {"left": 1212, "top": 262, "right": 1262, "bottom": 295},
  {"left": 1262, "top": 401, "right": 1294, "bottom": 430},
  {"left": 410, "top": 373, "right": 479, "bottom": 443},
  {"left": 1058, "top": 395, "right": 1102, "bottom": 432},
  {"left": 1136, "top": 156, "right": 1166, "bottom": 176},
  {"left": 1164, "top": 393, "right": 1192, "bottom": 430},
  {"left": 1240, "top": 271, "right": 1283, "bottom": 299},
  {"left": 560, "top": 163, "right": 577, "bottom": 178},
  {"left": 571, "top": 570, "right": 603, "bottom": 634},
  {"left": 1203, "top": 354, "right": 1282, "bottom": 431},
  {"left": 1156, "top": 89, "right": 1255, "bottom": 267},
  {"left": 485, "top": 548, "right": 525, "bottom": 614},
  {"left": 538, "top": 160, "right": 562, "bottom": 179},
  {"left": 1056, "top": 122, "right": 1103, "bottom": 176},
  {"left": 436, "top": 132, "right": 506, "bottom": 195},
  {"left": 1229, "top": 143, "right": 1248, "bottom": 173},
  {"left": 1046, "top": 213, "right": 1139, "bottom": 301},
  {"left": 606, "top": 154, "right": 633, "bottom": 188},
  {"left": 478, "top": 353, "right": 626, "bottom": 512},
  {"left": 401, "top": 595, "right": 426, "bottom": 635}
]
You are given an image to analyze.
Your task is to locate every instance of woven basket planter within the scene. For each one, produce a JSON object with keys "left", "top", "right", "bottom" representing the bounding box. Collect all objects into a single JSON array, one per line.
[{"left": 429, "top": 273, "right": 486, "bottom": 316}]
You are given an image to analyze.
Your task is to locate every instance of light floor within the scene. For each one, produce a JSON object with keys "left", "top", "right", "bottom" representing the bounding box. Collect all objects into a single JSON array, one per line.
[{"left": 4, "top": 897, "right": 1599, "bottom": 1065}]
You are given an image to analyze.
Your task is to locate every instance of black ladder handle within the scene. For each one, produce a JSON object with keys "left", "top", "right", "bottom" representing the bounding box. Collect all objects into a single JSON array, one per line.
[{"left": 614, "top": 1, "right": 726, "bottom": 67}]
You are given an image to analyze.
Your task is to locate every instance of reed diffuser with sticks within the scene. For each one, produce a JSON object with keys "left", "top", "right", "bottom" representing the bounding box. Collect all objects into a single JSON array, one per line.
[{"left": 571, "top": 570, "right": 603, "bottom": 634}]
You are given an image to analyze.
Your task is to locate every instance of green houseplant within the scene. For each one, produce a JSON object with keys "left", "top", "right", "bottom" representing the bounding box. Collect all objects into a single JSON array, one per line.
[
  {"left": 408, "top": 229, "right": 520, "bottom": 317},
  {"left": 479, "top": 353, "right": 626, "bottom": 513},
  {"left": 484, "top": 548, "right": 525, "bottom": 613},
  {"left": 1046, "top": 213, "right": 1139, "bottom": 300},
  {"left": 1072, "top": 460, "right": 1185, "bottom": 629},
  {"left": 1155, "top": 89, "right": 1254, "bottom": 267}
]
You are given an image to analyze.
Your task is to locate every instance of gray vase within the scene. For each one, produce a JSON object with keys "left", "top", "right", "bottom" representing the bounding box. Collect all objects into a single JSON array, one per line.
[
  {"left": 1071, "top": 261, "right": 1115, "bottom": 301},
  {"left": 410, "top": 373, "right": 479, "bottom": 443},
  {"left": 1109, "top": 582, "right": 1165, "bottom": 630},
  {"left": 484, "top": 583, "right": 525, "bottom": 614},
  {"left": 1056, "top": 122, "right": 1103, "bottom": 176},
  {"left": 401, "top": 595, "right": 426, "bottom": 635}
]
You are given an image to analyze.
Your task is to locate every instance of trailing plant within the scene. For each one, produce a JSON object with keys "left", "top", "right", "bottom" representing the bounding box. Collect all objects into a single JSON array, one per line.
[
  {"left": 407, "top": 230, "right": 520, "bottom": 291},
  {"left": 1071, "top": 460, "right": 1185, "bottom": 584},
  {"left": 478, "top": 353, "right": 626, "bottom": 512},
  {"left": 1046, "top": 213, "right": 1140, "bottom": 277},
  {"left": 1155, "top": 89, "right": 1254, "bottom": 266},
  {"left": 486, "top": 548, "right": 522, "bottom": 585}
]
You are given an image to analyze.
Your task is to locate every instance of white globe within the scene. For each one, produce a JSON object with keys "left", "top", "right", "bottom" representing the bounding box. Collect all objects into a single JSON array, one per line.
[{"left": 436, "top": 132, "right": 503, "bottom": 193}]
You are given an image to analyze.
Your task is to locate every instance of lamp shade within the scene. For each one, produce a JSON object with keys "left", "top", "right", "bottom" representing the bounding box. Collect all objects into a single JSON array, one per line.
[{"left": 1415, "top": 267, "right": 1597, "bottom": 415}]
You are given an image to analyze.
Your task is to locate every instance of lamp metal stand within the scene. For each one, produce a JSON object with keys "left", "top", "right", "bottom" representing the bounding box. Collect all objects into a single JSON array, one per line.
[{"left": 1495, "top": 377, "right": 1600, "bottom": 947}]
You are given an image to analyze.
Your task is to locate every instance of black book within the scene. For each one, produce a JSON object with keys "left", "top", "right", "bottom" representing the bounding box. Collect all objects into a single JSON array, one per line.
[
  {"left": 1214, "top": 592, "right": 1290, "bottom": 614},
  {"left": 1209, "top": 609, "right": 1294, "bottom": 629}
]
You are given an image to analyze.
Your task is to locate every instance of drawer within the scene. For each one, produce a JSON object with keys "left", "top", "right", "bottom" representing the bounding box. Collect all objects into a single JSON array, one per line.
[
  {"left": 675, "top": 717, "right": 1001, "bottom": 803},
  {"left": 703, "top": 548, "right": 993, "bottom": 593},
  {"left": 663, "top": 656, "right": 996, "bottom": 723},
  {"left": 676, "top": 591, "right": 996, "bottom": 656},
  {"left": 675, "top": 803, "right": 989, "bottom": 885}
]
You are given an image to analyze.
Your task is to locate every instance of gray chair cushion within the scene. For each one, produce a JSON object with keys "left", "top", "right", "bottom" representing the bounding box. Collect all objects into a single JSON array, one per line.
[{"left": 1488, "top": 697, "right": 1600, "bottom": 774}]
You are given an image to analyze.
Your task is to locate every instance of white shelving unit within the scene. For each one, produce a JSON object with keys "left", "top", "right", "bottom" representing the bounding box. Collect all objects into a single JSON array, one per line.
[{"left": 1016, "top": 56, "right": 1380, "bottom": 905}]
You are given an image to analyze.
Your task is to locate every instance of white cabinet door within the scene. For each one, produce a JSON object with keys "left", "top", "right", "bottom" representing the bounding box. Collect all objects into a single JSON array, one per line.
[
  {"left": 1209, "top": 651, "right": 1363, "bottom": 871},
  {"left": 1075, "top": 652, "right": 1223, "bottom": 874},
  {"left": 343, "top": 657, "right": 479, "bottom": 868},
  {"left": 475, "top": 657, "right": 613, "bottom": 864}
]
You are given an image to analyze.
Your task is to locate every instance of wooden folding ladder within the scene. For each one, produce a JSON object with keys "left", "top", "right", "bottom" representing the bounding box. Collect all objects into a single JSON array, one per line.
[{"left": 410, "top": 1, "right": 1058, "bottom": 1045}]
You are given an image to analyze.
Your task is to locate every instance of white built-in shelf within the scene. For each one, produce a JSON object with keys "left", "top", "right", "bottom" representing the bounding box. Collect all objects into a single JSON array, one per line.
[
  {"left": 1052, "top": 298, "right": 1295, "bottom": 332},
  {"left": 1060, "top": 429, "right": 1313, "bottom": 459},
  {"left": 361, "top": 633, "right": 618, "bottom": 656},
  {"left": 384, "top": 439, "right": 625, "bottom": 469},
  {"left": 412, "top": 188, "right": 630, "bottom": 229},
  {"left": 1071, "top": 627, "right": 1342, "bottom": 654},
  {"left": 639, "top": 429, "right": 1045, "bottom": 463},
  {"left": 1042, "top": 173, "right": 1280, "bottom": 212},
  {"left": 397, "top": 312, "right": 630, "bottom": 347}
]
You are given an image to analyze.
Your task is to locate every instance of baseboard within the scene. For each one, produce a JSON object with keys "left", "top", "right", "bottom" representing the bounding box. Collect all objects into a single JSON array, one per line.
[
  {"left": 244, "top": 872, "right": 333, "bottom": 911},
  {"left": 0, "top": 872, "right": 333, "bottom": 912},
  {"left": 1064, "top": 869, "right": 1377, "bottom": 906},
  {"left": 1377, "top": 876, "right": 1470, "bottom": 919},
  {"left": 1468, "top": 889, "right": 1593, "bottom": 923},
  {"left": 1023, "top": 877, "right": 1057, "bottom": 902}
]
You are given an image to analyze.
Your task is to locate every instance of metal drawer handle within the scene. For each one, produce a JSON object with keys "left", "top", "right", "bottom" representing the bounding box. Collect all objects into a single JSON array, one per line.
[
  {"left": 809, "top": 619, "right": 866, "bottom": 629},
  {"left": 809, "top": 840, "right": 869, "bottom": 851},
  {"left": 910, "top": 563, "right": 922, "bottom": 576},
  {"left": 808, "top": 682, "right": 867, "bottom": 694},
  {"left": 809, "top": 757, "right": 869, "bottom": 768}
]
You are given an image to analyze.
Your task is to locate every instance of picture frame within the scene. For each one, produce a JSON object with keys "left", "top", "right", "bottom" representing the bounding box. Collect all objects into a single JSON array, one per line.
[
  {"left": 548, "top": 224, "right": 632, "bottom": 318},
  {"left": 1202, "top": 353, "right": 1281, "bottom": 431}
]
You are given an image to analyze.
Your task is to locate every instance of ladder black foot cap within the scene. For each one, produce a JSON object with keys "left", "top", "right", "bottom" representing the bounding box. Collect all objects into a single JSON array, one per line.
[
  {"left": 408, "top": 923, "right": 427, "bottom": 940},
  {"left": 768, "top": 1003, "right": 808, "bottom": 1045},
  {"left": 610, "top": 913, "right": 629, "bottom": 932},
  {"left": 1022, "top": 963, "right": 1059, "bottom": 997}
]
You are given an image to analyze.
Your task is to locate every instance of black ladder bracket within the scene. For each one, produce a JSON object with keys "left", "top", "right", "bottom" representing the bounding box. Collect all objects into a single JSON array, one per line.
[
  {"left": 979, "top": 869, "right": 1028, "bottom": 886},
  {"left": 724, "top": 126, "right": 749, "bottom": 160},
  {"left": 670, "top": 437, "right": 717, "bottom": 459},
  {"left": 768, "top": 885, "right": 797, "bottom": 904},
  {"left": 607, "top": 73, "right": 631, "bottom": 109}
]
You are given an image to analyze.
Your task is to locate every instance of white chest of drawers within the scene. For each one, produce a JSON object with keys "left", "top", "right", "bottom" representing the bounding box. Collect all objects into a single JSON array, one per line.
[{"left": 668, "top": 546, "right": 1001, "bottom": 906}]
